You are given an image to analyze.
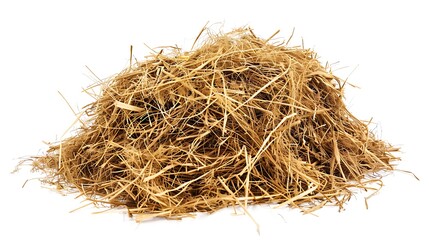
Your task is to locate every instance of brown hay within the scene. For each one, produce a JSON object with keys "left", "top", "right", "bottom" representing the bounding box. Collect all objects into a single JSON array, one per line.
[{"left": 30, "top": 27, "right": 398, "bottom": 221}]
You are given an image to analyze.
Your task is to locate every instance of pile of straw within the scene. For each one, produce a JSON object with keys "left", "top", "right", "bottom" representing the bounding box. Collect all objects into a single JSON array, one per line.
[{"left": 32, "top": 28, "right": 397, "bottom": 221}]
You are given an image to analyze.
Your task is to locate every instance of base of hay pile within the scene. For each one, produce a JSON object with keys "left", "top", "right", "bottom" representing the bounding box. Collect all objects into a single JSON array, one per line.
[{"left": 32, "top": 27, "right": 397, "bottom": 221}]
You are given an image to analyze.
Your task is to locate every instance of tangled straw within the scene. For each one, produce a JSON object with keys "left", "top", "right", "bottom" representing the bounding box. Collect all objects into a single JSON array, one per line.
[{"left": 31, "top": 28, "right": 397, "bottom": 221}]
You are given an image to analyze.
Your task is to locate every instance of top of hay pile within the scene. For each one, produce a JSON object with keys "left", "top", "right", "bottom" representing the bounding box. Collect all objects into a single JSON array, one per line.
[{"left": 32, "top": 27, "right": 397, "bottom": 221}]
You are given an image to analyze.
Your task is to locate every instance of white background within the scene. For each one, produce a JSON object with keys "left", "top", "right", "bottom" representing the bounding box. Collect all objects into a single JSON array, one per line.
[{"left": 1, "top": 0, "right": 427, "bottom": 239}]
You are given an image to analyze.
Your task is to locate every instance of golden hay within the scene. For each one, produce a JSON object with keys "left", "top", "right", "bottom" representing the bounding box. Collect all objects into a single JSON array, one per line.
[{"left": 31, "top": 28, "right": 397, "bottom": 221}]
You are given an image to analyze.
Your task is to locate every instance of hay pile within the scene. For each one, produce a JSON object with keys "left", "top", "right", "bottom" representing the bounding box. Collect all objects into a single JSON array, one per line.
[{"left": 32, "top": 28, "right": 397, "bottom": 221}]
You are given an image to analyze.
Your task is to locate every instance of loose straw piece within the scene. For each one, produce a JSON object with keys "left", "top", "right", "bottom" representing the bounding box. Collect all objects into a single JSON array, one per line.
[{"left": 114, "top": 100, "right": 145, "bottom": 112}]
